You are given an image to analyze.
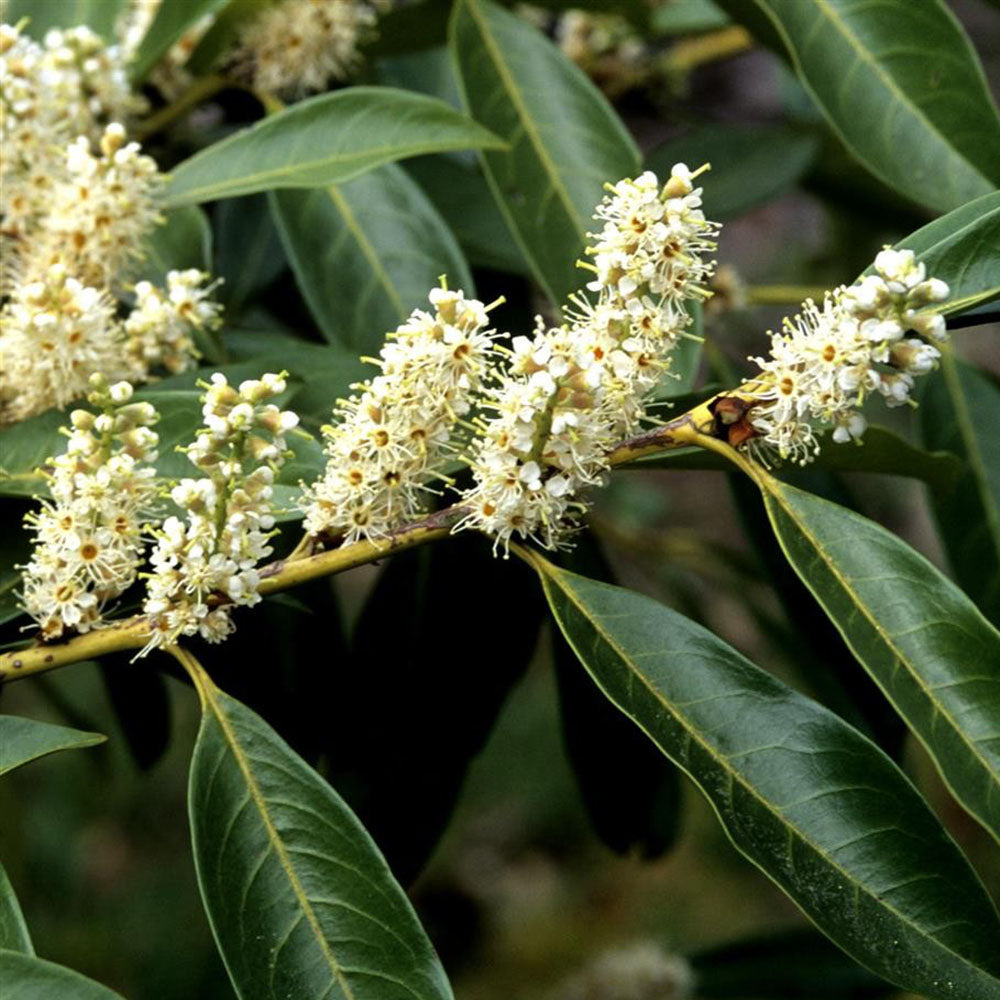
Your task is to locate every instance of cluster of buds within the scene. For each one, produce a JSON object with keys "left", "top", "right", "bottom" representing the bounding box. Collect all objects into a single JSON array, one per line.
[
  {"left": 743, "top": 248, "right": 950, "bottom": 466},
  {"left": 20, "top": 376, "right": 159, "bottom": 640},
  {"left": 0, "top": 263, "right": 218, "bottom": 425},
  {"left": 0, "top": 23, "right": 143, "bottom": 252},
  {"left": 229, "top": 0, "right": 381, "bottom": 97},
  {"left": 303, "top": 287, "right": 498, "bottom": 543},
  {"left": 124, "top": 269, "right": 223, "bottom": 375},
  {"left": 28, "top": 124, "right": 164, "bottom": 290},
  {"left": 140, "top": 373, "right": 299, "bottom": 652},
  {"left": 458, "top": 166, "right": 719, "bottom": 552}
]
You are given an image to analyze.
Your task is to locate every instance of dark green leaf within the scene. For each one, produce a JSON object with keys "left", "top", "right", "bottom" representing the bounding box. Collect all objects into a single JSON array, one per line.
[
  {"left": 554, "top": 534, "right": 681, "bottom": 858},
  {"left": 6, "top": 0, "right": 126, "bottom": 37},
  {"left": 214, "top": 195, "right": 287, "bottom": 315},
  {"left": 136, "top": 206, "right": 213, "bottom": 285},
  {"left": 531, "top": 557, "right": 1000, "bottom": 999},
  {"left": 919, "top": 355, "right": 1000, "bottom": 625},
  {"left": 405, "top": 155, "right": 529, "bottom": 274},
  {"left": 0, "top": 715, "right": 105, "bottom": 776},
  {"left": 130, "top": 0, "right": 230, "bottom": 81},
  {"left": 864, "top": 191, "right": 1000, "bottom": 317},
  {"left": 270, "top": 163, "right": 473, "bottom": 355},
  {"left": 162, "top": 88, "right": 505, "bottom": 206},
  {"left": 365, "top": 0, "right": 452, "bottom": 59},
  {"left": 756, "top": 472, "right": 1000, "bottom": 843},
  {"left": 691, "top": 927, "right": 893, "bottom": 999},
  {"left": 0, "top": 951, "right": 127, "bottom": 999},
  {"left": 450, "top": 0, "right": 640, "bottom": 304},
  {"left": 734, "top": 0, "right": 1000, "bottom": 211},
  {"left": 646, "top": 124, "right": 820, "bottom": 220},
  {"left": 187, "top": 671, "right": 454, "bottom": 1000},
  {"left": 334, "top": 537, "right": 545, "bottom": 882},
  {"left": 0, "top": 863, "right": 33, "bottom": 956},
  {"left": 99, "top": 658, "right": 172, "bottom": 771}
]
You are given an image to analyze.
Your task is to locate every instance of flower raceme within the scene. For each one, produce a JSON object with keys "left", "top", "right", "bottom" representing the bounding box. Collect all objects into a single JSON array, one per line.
[
  {"left": 302, "top": 287, "right": 499, "bottom": 543},
  {"left": 457, "top": 165, "right": 720, "bottom": 552},
  {"left": 141, "top": 373, "right": 299, "bottom": 653},
  {"left": 20, "top": 377, "right": 159, "bottom": 640},
  {"left": 741, "top": 249, "right": 951, "bottom": 466}
]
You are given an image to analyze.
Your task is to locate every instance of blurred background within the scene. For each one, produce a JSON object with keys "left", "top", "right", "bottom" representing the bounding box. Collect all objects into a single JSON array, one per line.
[{"left": 2, "top": 1, "right": 999, "bottom": 997}]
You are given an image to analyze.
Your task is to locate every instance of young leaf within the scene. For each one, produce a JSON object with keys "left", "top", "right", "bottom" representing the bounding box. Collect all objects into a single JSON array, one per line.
[
  {"left": 722, "top": 0, "right": 1000, "bottom": 211},
  {"left": 646, "top": 124, "right": 820, "bottom": 220},
  {"left": 529, "top": 557, "right": 1000, "bottom": 1000},
  {"left": 6, "top": 0, "right": 126, "bottom": 38},
  {"left": 450, "top": 0, "right": 641, "bottom": 304},
  {"left": 754, "top": 473, "right": 1000, "bottom": 844},
  {"left": 186, "top": 668, "right": 454, "bottom": 1000},
  {"left": 0, "top": 951, "right": 127, "bottom": 999},
  {"left": 0, "top": 863, "right": 33, "bottom": 955},
  {"left": 129, "top": 0, "right": 231, "bottom": 81},
  {"left": 865, "top": 190, "right": 1000, "bottom": 317},
  {"left": 0, "top": 715, "right": 105, "bottom": 776},
  {"left": 270, "top": 163, "right": 473, "bottom": 355},
  {"left": 162, "top": 88, "right": 505, "bottom": 206},
  {"left": 919, "top": 355, "right": 1000, "bottom": 626}
]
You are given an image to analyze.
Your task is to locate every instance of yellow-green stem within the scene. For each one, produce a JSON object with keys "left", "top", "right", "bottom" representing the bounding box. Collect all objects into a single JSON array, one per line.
[{"left": 136, "top": 74, "right": 229, "bottom": 141}]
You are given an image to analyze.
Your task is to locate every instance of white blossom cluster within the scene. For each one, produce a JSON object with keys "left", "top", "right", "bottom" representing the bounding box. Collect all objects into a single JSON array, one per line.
[
  {"left": 140, "top": 373, "right": 299, "bottom": 653},
  {"left": 1, "top": 23, "right": 224, "bottom": 424},
  {"left": 1, "top": 262, "right": 221, "bottom": 424},
  {"left": 20, "top": 376, "right": 159, "bottom": 640},
  {"left": 231, "top": 0, "right": 381, "bottom": 96},
  {"left": 457, "top": 166, "right": 719, "bottom": 552},
  {"left": 744, "top": 248, "right": 950, "bottom": 466},
  {"left": 27, "top": 123, "right": 164, "bottom": 289},
  {"left": 0, "top": 22, "right": 144, "bottom": 254},
  {"left": 302, "top": 287, "right": 497, "bottom": 543}
]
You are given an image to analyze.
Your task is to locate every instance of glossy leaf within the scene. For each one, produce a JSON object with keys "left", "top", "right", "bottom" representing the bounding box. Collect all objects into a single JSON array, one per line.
[
  {"left": 130, "top": 0, "right": 230, "bottom": 81},
  {"left": 736, "top": 0, "right": 1000, "bottom": 211},
  {"left": 405, "top": 155, "right": 529, "bottom": 275},
  {"left": 920, "top": 355, "right": 1000, "bottom": 625},
  {"left": 270, "top": 163, "right": 473, "bottom": 354},
  {"left": 553, "top": 535, "right": 681, "bottom": 858},
  {"left": 691, "top": 927, "right": 893, "bottom": 999},
  {"left": 651, "top": 0, "right": 729, "bottom": 36},
  {"left": 0, "top": 951, "right": 127, "bottom": 999},
  {"left": 136, "top": 206, "right": 213, "bottom": 285},
  {"left": 214, "top": 195, "right": 286, "bottom": 315},
  {"left": 531, "top": 557, "right": 1000, "bottom": 999},
  {"left": 0, "top": 715, "right": 105, "bottom": 776},
  {"left": 755, "top": 472, "right": 1000, "bottom": 843},
  {"left": 162, "top": 88, "right": 505, "bottom": 206},
  {"left": 646, "top": 124, "right": 820, "bottom": 220},
  {"left": 6, "top": 0, "right": 126, "bottom": 37},
  {"left": 450, "top": 0, "right": 640, "bottom": 304},
  {"left": 187, "top": 671, "right": 454, "bottom": 1000},
  {"left": 0, "top": 863, "right": 33, "bottom": 956},
  {"left": 866, "top": 191, "right": 1000, "bottom": 317}
]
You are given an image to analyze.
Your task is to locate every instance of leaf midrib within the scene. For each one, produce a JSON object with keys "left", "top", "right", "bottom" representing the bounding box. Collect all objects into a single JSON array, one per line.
[
  {"left": 201, "top": 681, "right": 356, "bottom": 1000},
  {"left": 540, "top": 563, "right": 996, "bottom": 977},
  {"left": 763, "top": 480, "right": 1000, "bottom": 827},
  {"left": 756, "top": 0, "right": 993, "bottom": 197},
  {"left": 461, "top": 0, "right": 586, "bottom": 244},
  {"left": 808, "top": 0, "right": 995, "bottom": 187}
]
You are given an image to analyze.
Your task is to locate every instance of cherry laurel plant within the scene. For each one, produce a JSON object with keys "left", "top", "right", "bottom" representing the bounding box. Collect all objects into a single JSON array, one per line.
[{"left": 2, "top": 3, "right": 1000, "bottom": 999}]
